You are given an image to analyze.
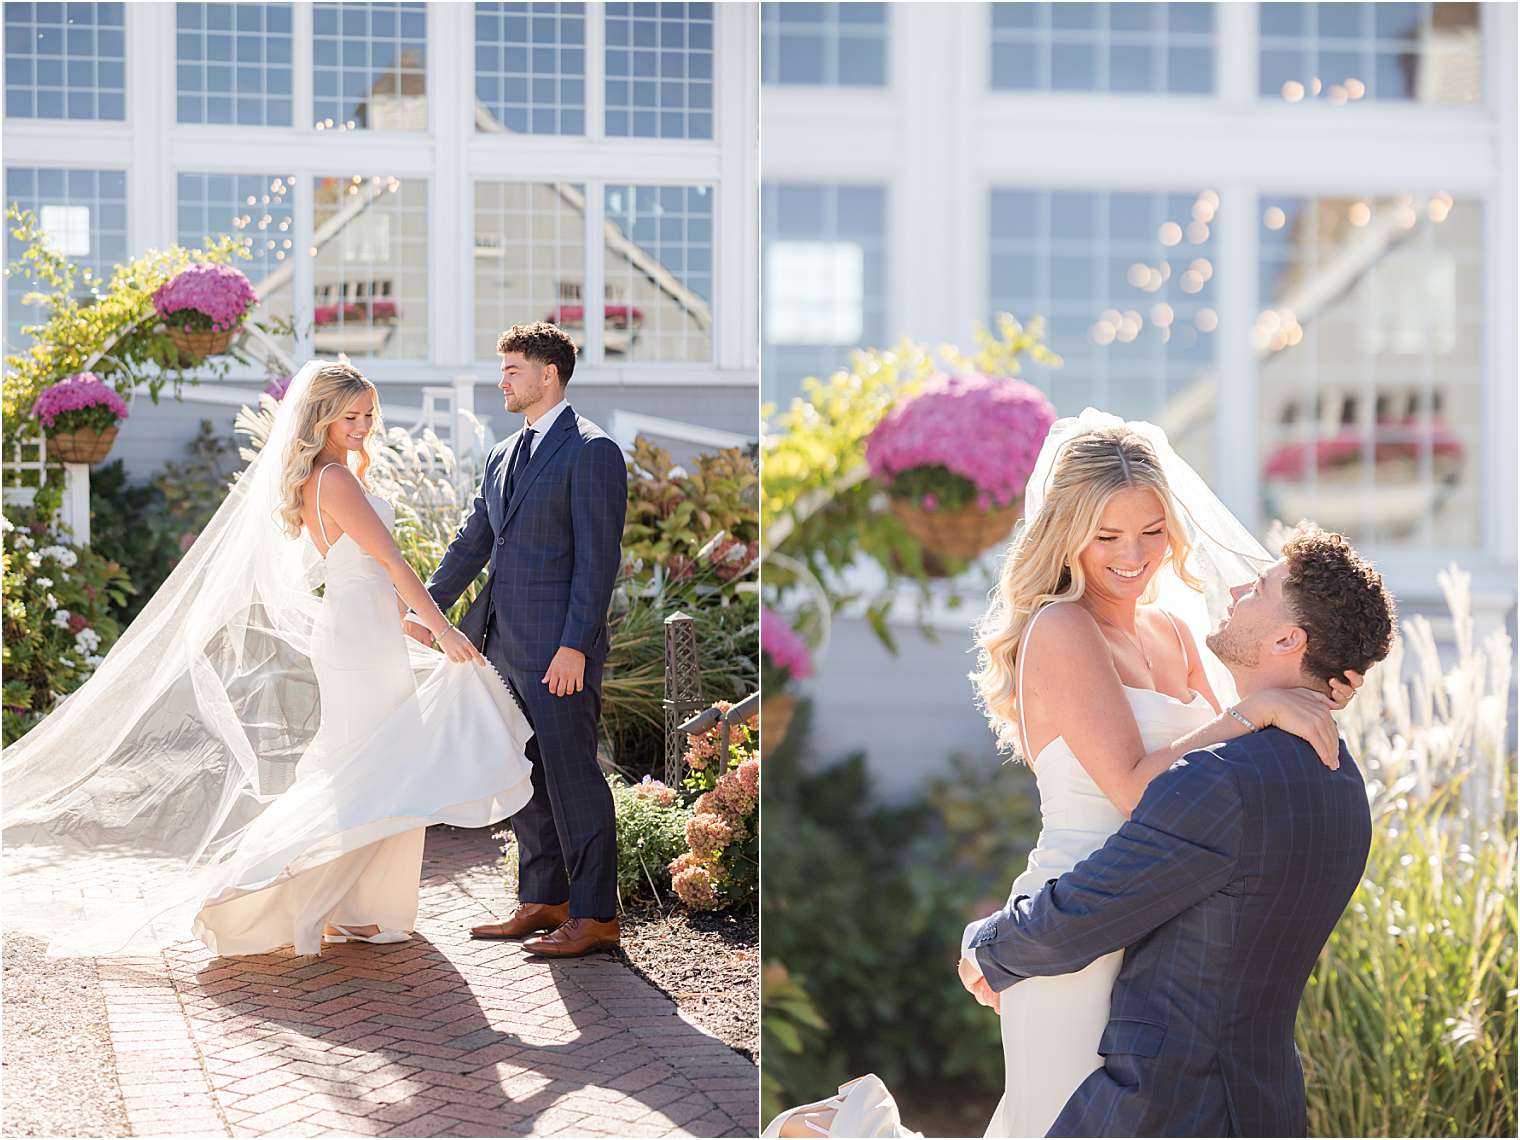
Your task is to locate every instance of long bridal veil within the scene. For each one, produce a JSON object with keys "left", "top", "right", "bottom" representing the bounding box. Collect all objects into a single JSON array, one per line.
[
  {"left": 1020, "top": 407, "right": 1276, "bottom": 706},
  {"left": 2, "top": 361, "right": 404, "bottom": 954}
]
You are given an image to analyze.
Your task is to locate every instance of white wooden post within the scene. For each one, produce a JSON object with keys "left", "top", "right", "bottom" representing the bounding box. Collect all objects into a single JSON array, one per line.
[{"left": 60, "top": 464, "right": 91, "bottom": 546}]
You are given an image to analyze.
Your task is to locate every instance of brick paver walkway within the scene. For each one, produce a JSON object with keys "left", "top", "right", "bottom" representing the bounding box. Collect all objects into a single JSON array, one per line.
[{"left": 89, "top": 826, "right": 757, "bottom": 1137}]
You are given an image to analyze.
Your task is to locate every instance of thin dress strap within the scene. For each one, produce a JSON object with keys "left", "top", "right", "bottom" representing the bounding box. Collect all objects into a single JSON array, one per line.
[
  {"left": 1160, "top": 609, "right": 1189, "bottom": 674},
  {"left": 1015, "top": 603, "right": 1053, "bottom": 760},
  {"left": 313, "top": 463, "right": 340, "bottom": 547}
]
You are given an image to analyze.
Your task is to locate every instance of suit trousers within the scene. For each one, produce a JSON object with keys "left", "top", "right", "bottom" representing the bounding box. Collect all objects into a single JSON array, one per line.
[{"left": 497, "top": 651, "right": 616, "bottom": 921}]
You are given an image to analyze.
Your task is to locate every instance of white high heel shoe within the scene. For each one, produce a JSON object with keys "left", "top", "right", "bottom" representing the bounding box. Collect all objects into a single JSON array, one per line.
[
  {"left": 322, "top": 924, "right": 410, "bottom": 945},
  {"left": 763, "top": 1075, "right": 921, "bottom": 1138}
]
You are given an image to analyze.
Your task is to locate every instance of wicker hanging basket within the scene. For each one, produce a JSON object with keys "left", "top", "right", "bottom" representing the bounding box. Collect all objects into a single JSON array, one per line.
[
  {"left": 761, "top": 693, "right": 797, "bottom": 755},
  {"left": 889, "top": 494, "right": 1025, "bottom": 564},
  {"left": 47, "top": 425, "right": 119, "bottom": 465},
  {"left": 166, "top": 324, "right": 237, "bottom": 362}
]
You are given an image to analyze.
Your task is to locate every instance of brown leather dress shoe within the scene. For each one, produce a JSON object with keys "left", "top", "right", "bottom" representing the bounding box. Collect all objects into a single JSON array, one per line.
[
  {"left": 521, "top": 916, "right": 621, "bottom": 958},
  {"left": 469, "top": 901, "right": 570, "bottom": 940}
]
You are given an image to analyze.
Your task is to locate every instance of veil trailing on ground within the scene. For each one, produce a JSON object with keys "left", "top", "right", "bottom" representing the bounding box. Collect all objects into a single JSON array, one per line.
[
  {"left": 1021, "top": 408, "right": 1276, "bottom": 706},
  {"left": 1, "top": 361, "right": 378, "bottom": 953}
]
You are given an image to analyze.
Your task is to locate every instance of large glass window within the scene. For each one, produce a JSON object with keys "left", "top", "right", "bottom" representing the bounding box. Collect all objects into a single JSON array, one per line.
[
  {"left": 1259, "top": 2, "right": 1482, "bottom": 103},
  {"left": 761, "top": 182, "right": 888, "bottom": 407},
  {"left": 475, "top": 2, "right": 585, "bottom": 136},
  {"left": 990, "top": 2, "right": 1215, "bottom": 95},
  {"left": 1257, "top": 193, "right": 1480, "bottom": 549},
  {"left": 988, "top": 186, "right": 1220, "bottom": 475},
  {"left": 761, "top": 2, "right": 888, "bottom": 87},
  {"left": 175, "top": 3, "right": 294, "bottom": 126},
  {"left": 474, "top": 180, "right": 586, "bottom": 358},
  {"left": 4, "top": 2, "right": 126, "bottom": 120},
  {"left": 605, "top": 2, "right": 713, "bottom": 140},
  {"left": 602, "top": 183, "right": 713, "bottom": 362},
  {"left": 312, "top": 1, "right": 427, "bottom": 132},
  {"left": 177, "top": 172, "right": 296, "bottom": 349},
  {"left": 312, "top": 174, "right": 428, "bottom": 358},
  {"left": 5, "top": 166, "right": 127, "bottom": 351}
]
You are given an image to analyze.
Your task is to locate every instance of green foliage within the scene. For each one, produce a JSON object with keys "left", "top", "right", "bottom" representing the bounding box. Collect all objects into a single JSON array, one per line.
[
  {"left": 761, "top": 314, "right": 1058, "bottom": 647},
  {"left": 608, "top": 774, "right": 693, "bottom": 906},
  {"left": 3, "top": 206, "right": 250, "bottom": 454},
  {"left": 623, "top": 435, "right": 758, "bottom": 587},
  {"left": 2, "top": 508, "right": 133, "bottom": 745},
  {"left": 762, "top": 961, "right": 830, "bottom": 1124},
  {"left": 761, "top": 701, "right": 1041, "bottom": 1112}
]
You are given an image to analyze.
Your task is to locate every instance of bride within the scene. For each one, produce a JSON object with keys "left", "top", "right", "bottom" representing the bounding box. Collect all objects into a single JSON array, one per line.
[
  {"left": 765, "top": 411, "right": 1358, "bottom": 1139},
  {"left": 2, "top": 360, "right": 534, "bottom": 958}
]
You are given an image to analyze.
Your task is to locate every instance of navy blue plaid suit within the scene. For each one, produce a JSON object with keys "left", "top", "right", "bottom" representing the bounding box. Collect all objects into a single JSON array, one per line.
[
  {"left": 972, "top": 729, "right": 1371, "bottom": 1137},
  {"left": 425, "top": 406, "right": 627, "bottom": 920}
]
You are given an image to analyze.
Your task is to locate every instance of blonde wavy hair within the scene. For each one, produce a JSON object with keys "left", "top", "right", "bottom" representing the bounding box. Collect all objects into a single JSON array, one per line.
[
  {"left": 970, "top": 424, "right": 1203, "bottom": 757},
  {"left": 277, "top": 361, "right": 381, "bottom": 538}
]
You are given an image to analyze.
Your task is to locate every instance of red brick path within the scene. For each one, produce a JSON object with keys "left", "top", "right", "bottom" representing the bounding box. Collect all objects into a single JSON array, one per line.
[{"left": 95, "top": 826, "right": 757, "bottom": 1137}]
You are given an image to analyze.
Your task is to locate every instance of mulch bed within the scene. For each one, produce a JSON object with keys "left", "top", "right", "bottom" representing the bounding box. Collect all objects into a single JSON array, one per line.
[{"left": 617, "top": 899, "right": 759, "bottom": 1061}]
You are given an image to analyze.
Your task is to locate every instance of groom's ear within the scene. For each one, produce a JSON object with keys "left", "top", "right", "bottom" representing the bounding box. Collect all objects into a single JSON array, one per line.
[{"left": 1271, "top": 623, "right": 1308, "bottom": 657}]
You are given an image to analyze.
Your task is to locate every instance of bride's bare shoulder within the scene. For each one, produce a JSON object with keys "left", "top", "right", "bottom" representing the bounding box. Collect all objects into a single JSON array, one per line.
[{"left": 1024, "top": 602, "right": 1106, "bottom": 665}]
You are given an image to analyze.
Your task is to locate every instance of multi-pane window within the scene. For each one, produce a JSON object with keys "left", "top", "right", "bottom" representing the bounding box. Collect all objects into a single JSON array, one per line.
[
  {"left": 1257, "top": 193, "right": 1480, "bottom": 549},
  {"left": 1259, "top": 2, "right": 1482, "bottom": 103},
  {"left": 990, "top": 2, "right": 1215, "bottom": 95},
  {"left": 4, "top": 2, "right": 126, "bottom": 120},
  {"left": 312, "top": 174, "right": 428, "bottom": 358},
  {"left": 177, "top": 172, "right": 296, "bottom": 347},
  {"left": 312, "top": 1, "right": 427, "bottom": 132},
  {"left": 175, "top": 3, "right": 294, "bottom": 126},
  {"left": 603, "top": 184, "right": 713, "bottom": 362},
  {"left": 4, "top": 167, "right": 128, "bottom": 350},
  {"left": 475, "top": 2, "right": 585, "bottom": 136},
  {"left": 761, "top": 183, "right": 888, "bottom": 407},
  {"left": 474, "top": 181, "right": 585, "bottom": 358},
  {"left": 761, "top": 2, "right": 888, "bottom": 87},
  {"left": 605, "top": 2, "right": 713, "bottom": 140},
  {"left": 988, "top": 186, "right": 1220, "bottom": 475}
]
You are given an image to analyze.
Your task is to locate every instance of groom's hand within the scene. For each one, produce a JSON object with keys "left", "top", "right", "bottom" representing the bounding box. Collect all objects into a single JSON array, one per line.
[
  {"left": 543, "top": 646, "right": 586, "bottom": 697},
  {"left": 958, "top": 956, "right": 1001, "bottom": 1013}
]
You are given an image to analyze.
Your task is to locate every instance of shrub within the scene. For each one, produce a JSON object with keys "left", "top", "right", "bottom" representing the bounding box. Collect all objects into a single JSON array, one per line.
[
  {"left": 609, "top": 774, "right": 692, "bottom": 905},
  {"left": 669, "top": 708, "right": 759, "bottom": 911},
  {"left": 2, "top": 509, "right": 133, "bottom": 745},
  {"left": 624, "top": 435, "right": 758, "bottom": 588}
]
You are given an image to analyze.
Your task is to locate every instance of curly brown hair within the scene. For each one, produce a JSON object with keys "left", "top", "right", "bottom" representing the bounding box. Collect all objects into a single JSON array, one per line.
[
  {"left": 496, "top": 321, "right": 577, "bottom": 385},
  {"left": 1281, "top": 522, "right": 1397, "bottom": 685}
]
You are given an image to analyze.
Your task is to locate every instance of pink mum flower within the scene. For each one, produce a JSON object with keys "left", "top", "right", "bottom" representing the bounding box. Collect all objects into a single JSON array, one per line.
[
  {"left": 761, "top": 607, "right": 813, "bottom": 682},
  {"left": 32, "top": 373, "right": 130, "bottom": 430},
  {"left": 152, "top": 263, "right": 257, "bottom": 331}
]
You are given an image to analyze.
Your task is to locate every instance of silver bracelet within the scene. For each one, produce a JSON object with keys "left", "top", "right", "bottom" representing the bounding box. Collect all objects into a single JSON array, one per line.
[{"left": 1226, "top": 705, "right": 1258, "bottom": 732}]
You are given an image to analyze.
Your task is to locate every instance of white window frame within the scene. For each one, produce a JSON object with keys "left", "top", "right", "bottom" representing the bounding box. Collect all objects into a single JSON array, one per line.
[
  {"left": 2, "top": 1, "right": 758, "bottom": 392},
  {"left": 761, "top": 1, "right": 1517, "bottom": 606}
]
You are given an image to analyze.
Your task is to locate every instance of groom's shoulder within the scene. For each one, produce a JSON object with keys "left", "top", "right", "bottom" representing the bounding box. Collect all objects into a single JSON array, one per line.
[{"left": 569, "top": 412, "right": 612, "bottom": 445}]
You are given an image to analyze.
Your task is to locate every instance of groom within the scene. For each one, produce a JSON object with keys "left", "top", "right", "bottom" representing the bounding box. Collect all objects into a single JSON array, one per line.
[
  {"left": 962, "top": 524, "right": 1396, "bottom": 1137},
  {"left": 408, "top": 321, "right": 628, "bottom": 958}
]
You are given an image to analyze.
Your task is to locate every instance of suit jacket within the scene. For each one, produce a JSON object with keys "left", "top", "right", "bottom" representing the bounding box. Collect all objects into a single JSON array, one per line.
[
  {"left": 425, "top": 405, "right": 628, "bottom": 676},
  {"left": 971, "top": 729, "right": 1371, "bottom": 1138}
]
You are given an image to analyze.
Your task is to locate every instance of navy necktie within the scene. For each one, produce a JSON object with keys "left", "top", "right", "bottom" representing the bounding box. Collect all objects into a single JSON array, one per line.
[{"left": 506, "top": 427, "right": 536, "bottom": 502}]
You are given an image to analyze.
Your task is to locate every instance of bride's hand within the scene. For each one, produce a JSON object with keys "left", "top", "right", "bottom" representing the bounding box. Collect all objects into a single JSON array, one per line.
[
  {"left": 1238, "top": 688, "right": 1340, "bottom": 770},
  {"left": 437, "top": 626, "right": 488, "bottom": 666},
  {"left": 957, "top": 957, "right": 1001, "bottom": 1013},
  {"left": 1327, "top": 669, "right": 1365, "bottom": 710}
]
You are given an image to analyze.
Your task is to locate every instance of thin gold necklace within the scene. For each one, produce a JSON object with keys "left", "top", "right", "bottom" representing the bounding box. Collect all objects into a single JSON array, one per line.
[{"left": 1096, "top": 612, "right": 1152, "bottom": 671}]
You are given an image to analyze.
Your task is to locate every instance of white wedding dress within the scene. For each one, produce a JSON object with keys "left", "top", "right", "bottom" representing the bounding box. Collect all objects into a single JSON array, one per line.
[
  {"left": 977, "top": 602, "right": 1215, "bottom": 1138},
  {"left": 190, "top": 475, "right": 536, "bottom": 956}
]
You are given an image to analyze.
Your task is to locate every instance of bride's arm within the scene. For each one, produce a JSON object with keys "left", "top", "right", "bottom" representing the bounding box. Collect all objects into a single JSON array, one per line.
[
  {"left": 315, "top": 469, "right": 487, "bottom": 665},
  {"left": 1027, "top": 606, "right": 1337, "bottom": 819}
]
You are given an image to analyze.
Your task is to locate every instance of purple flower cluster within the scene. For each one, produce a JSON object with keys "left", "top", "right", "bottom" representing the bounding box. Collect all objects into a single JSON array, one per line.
[
  {"left": 263, "top": 374, "right": 294, "bottom": 401},
  {"left": 32, "top": 372, "right": 130, "bottom": 429},
  {"left": 152, "top": 263, "right": 257, "bottom": 331},
  {"left": 760, "top": 606, "right": 813, "bottom": 681},
  {"left": 866, "top": 373, "right": 1057, "bottom": 508}
]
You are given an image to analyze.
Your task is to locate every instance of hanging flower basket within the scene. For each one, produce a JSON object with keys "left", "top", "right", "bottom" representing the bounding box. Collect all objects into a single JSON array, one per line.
[
  {"left": 760, "top": 693, "right": 797, "bottom": 754},
  {"left": 888, "top": 494, "right": 1026, "bottom": 564},
  {"left": 152, "top": 263, "right": 257, "bottom": 364},
  {"left": 866, "top": 372, "right": 1056, "bottom": 568},
  {"left": 47, "top": 426, "right": 120, "bottom": 465},
  {"left": 33, "top": 372, "right": 130, "bottom": 466}
]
